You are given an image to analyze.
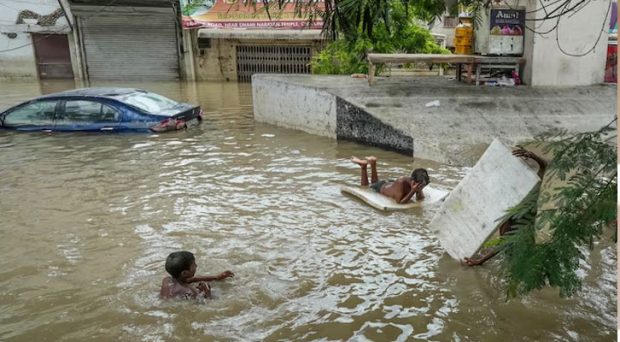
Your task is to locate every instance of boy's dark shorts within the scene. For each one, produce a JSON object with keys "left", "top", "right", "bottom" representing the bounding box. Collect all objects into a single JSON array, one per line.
[{"left": 370, "top": 180, "right": 388, "bottom": 193}]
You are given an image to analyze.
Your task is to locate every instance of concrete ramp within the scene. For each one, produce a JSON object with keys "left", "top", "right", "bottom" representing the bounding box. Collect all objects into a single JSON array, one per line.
[
  {"left": 429, "top": 139, "right": 540, "bottom": 260},
  {"left": 341, "top": 185, "right": 448, "bottom": 211},
  {"left": 252, "top": 75, "right": 615, "bottom": 166}
]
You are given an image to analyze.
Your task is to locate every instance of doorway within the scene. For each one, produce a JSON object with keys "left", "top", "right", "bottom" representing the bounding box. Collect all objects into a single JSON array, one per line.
[{"left": 32, "top": 33, "right": 74, "bottom": 79}]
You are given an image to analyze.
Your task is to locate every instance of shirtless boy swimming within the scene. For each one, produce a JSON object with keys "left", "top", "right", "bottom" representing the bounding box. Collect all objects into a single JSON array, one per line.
[{"left": 160, "top": 251, "right": 234, "bottom": 300}]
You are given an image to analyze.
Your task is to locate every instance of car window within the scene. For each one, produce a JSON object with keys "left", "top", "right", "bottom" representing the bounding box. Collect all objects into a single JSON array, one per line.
[
  {"left": 101, "top": 104, "right": 121, "bottom": 121},
  {"left": 3, "top": 100, "right": 57, "bottom": 127},
  {"left": 60, "top": 100, "right": 120, "bottom": 123},
  {"left": 115, "top": 92, "right": 178, "bottom": 114}
]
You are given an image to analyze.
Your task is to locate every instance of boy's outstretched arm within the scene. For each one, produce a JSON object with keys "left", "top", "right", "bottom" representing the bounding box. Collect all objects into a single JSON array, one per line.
[
  {"left": 513, "top": 147, "right": 547, "bottom": 178},
  {"left": 188, "top": 270, "right": 234, "bottom": 283},
  {"left": 462, "top": 248, "right": 500, "bottom": 266}
]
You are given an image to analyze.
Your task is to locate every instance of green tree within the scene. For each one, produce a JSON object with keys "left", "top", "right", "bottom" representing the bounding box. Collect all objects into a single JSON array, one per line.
[
  {"left": 495, "top": 120, "right": 617, "bottom": 298},
  {"left": 309, "top": 0, "right": 449, "bottom": 74},
  {"left": 181, "top": 0, "right": 205, "bottom": 16},
  {"left": 252, "top": 0, "right": 449, "bottom": 74}
]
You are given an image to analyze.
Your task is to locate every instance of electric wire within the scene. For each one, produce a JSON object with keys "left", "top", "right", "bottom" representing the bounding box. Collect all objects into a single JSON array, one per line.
[
  {"left": 0, "top": 0, "right": 122, "bottom": 54},
  {"left": 555, "top": 0, "right": 612, "bottom": 57},
  {"left": 499, "top": 0, "right": 612, "bottom": 57}
]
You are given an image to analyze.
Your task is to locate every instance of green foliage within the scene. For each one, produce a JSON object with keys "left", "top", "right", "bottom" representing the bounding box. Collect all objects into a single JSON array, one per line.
[
  {"left": 257, "top": 0, "right": 448, "bottom": 37},
  {"left": 240, "top": 0, "right": 449, "bottom": 75},
  {"left": 320, "top": 0, "right": 447, "bottom": 40},
  {"left": 408, "top": 0, "right": 450, "bottom": 22},
  {"left": 311, "top": 39, "right": 372, "bottom": 74},
  {"left": 495, "top": 120, "right": 617, "bottom": 298},
  {"left": 181, "top": 0, "right": 204, "bottom": 16},
  {"left": 311, "top": 1, "right": 449, "bottom": 75}
]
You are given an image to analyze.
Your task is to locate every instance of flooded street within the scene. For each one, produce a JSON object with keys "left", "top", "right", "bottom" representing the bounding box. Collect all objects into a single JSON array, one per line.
[{"left": 0, "top": 80, "right": 615, "bottom": 341}]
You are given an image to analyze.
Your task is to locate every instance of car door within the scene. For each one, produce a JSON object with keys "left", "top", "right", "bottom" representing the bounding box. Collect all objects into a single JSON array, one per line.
[
  {"left": 55, "top": 100, "right": 121, "bottom": 132},
  {"left": 1, "top": 100, "right": 59, "bottom": 131}
]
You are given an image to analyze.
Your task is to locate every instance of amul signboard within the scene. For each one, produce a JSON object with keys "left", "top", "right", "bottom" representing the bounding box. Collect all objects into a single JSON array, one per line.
[
  {"left": 489, "top": 8, "right": 525, "bottom": 55},
  {"left": 181, "top": 0, "right": 323, "bottom": 29}
]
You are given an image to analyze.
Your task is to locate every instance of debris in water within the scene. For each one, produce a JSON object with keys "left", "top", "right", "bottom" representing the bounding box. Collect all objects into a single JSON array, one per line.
[{"left": 425, "top": 100, "right": 441, "bottom": 108}]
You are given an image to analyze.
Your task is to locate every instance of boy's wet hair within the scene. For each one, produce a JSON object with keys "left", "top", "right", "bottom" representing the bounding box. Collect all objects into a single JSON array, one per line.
[
  {"left": 165, "top": 251, "right": 195, "bottom": 279},
  {"left": 411, "top": 168, "right": 430, "bottom": 185}
]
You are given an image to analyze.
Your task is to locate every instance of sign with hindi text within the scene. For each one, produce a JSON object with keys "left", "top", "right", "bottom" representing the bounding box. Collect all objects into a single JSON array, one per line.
[{"left": 181, "top": 0, "right": 323, "bottom": 29}]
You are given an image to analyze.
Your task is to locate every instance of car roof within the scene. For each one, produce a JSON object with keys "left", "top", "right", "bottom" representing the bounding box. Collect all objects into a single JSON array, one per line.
[{"left": 36, "top": 87, "right": 146, "bottom": 100}]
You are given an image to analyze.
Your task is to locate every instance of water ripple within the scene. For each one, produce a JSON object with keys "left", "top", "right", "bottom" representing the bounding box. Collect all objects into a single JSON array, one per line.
[{"left": 0, "top": 81, "right": 614, "bottom": 341}]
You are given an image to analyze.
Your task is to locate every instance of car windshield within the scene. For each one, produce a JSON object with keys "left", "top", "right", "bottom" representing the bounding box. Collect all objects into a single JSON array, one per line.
[{"left": 115, "top": 91, "right": 179, "bottom": 114}]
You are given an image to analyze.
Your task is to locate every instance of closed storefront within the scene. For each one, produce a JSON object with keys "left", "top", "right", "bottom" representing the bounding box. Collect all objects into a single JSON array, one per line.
[
  {"left": 72, "top": 5, "right": 180, "bottom": 81},
  {"left": 193, "top": 30, "right": 324, "bottom": 82}
]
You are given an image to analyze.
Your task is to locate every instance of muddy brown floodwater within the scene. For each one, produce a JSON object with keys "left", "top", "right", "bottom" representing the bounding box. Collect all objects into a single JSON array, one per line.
[{"left": 0, "top": 80, "right": 615, "bottom": 341}]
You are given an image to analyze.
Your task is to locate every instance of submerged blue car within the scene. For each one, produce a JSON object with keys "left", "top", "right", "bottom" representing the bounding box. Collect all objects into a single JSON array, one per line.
[{"left": 0, "top": 88, "right": 202, "bottom": 133}]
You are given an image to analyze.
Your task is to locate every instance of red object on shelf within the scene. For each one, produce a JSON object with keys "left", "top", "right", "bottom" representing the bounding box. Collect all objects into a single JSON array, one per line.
[{"left": 604, "top": 42, "right": 617, "bottom": 83}]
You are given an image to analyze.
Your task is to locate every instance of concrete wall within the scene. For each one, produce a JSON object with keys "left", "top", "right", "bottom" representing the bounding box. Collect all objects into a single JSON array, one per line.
[
  {"left": 521, "top": 0, "right": 537, "bottom": 86},
  {"left": 193, "top": 33, "right": 324, "bottom": 81},
  {"left": 0, "top": 0, "right": 72, "bottom": 79},
  {"left": 196, "top": 38, "right": 239, "bottom": 81},
  {"left": 252, "top": 75, "right": 615, "bottom": 165},
  {"left": 253, "top": 74, "right": 414, "bottom": 154},
  {"left": 529, "top": 0, "right": 611, "bottom": 86},
  {"left": 336, "top": 97, "right": 413, "bottom": 154},
  {"left": 180, "top": 29, "right": 197, "bottom": 81},
  {"left": 0, "top": 25, "right": 37, "bottom": 78},
  {"left": 252, "top": 75, "right": 337, "bottom": 138},
  {"left": 429, "top": 16, "right": 457, "bottom": 48}
]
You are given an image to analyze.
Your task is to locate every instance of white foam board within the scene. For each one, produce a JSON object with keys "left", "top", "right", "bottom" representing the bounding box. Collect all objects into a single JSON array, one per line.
[
  {"left": 341, "top": 185, "right": 449, "bottom": 211},
  {"left": 429, "top": 139, "right": 540, "bottom": 260}
]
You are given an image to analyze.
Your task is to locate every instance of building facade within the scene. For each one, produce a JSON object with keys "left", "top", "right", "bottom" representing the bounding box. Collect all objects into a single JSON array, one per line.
[
  {"left": 0, "top": 0, "right": 613, "bottom": 86},
  {"left": 0, "top": 0, "right": 77, "bottom": 79},
  {"left": 184, "top": 29, "right": 324, "bottom": 82},
  {"left": 179, "top": 0, "right": 325, "bottom": 82}
]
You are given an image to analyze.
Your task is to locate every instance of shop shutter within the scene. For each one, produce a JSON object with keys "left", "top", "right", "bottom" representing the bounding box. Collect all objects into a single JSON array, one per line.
[
  {"left": 236, "top": 45, "right": 312, "bottom": 82},
  {"left": 79, "top": 13, "right": 179, "bottom": 80}
]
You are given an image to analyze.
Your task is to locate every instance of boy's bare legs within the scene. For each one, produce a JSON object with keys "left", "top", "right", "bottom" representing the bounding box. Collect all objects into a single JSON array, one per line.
[
  {"left": 351, "top": 156, "right": 369, "bottom": 186},
  {"left": 367, "top": 156, "right": 378, "bottom": 183}
]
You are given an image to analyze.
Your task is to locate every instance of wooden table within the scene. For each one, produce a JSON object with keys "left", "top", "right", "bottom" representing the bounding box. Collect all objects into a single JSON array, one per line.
[
  {"left": 367, "top": 53, "right": 526, "bottom": 86},
  {"left": 367, "top": 53, "right": 475, "bottom": 85}
]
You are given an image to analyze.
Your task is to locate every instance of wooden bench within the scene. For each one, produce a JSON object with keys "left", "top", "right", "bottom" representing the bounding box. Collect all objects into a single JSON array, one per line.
[
  {"left": 367, "top": 53, "right": 526, "bottom": 86},
  {"left": 367, "top": 53, "right": 475, "bottom": 85}
]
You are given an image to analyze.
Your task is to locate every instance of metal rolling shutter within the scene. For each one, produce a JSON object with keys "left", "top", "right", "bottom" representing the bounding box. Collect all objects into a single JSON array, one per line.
[
  {"left": 80, "top": 13, "right": 179, "bottom": 80},
  {"left": 236, "top": 45, "right": 312, "bottom": 82}
]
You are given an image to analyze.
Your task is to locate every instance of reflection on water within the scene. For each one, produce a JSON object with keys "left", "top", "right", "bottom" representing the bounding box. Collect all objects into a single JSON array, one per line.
[{"left": 0, "top": 80, "right": 615, "bottom": 341}]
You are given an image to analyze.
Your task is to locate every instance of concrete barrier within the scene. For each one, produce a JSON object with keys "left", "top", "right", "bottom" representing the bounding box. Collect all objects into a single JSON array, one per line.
[
  {"left": 251, "top": 74, "right": 615, "bottom": 166},
  {"left": 253, "top": 74, "right": 414, "bottom": 155},
  {"left": 252, "top": 74, "right": 337, "bottom": 138}
]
